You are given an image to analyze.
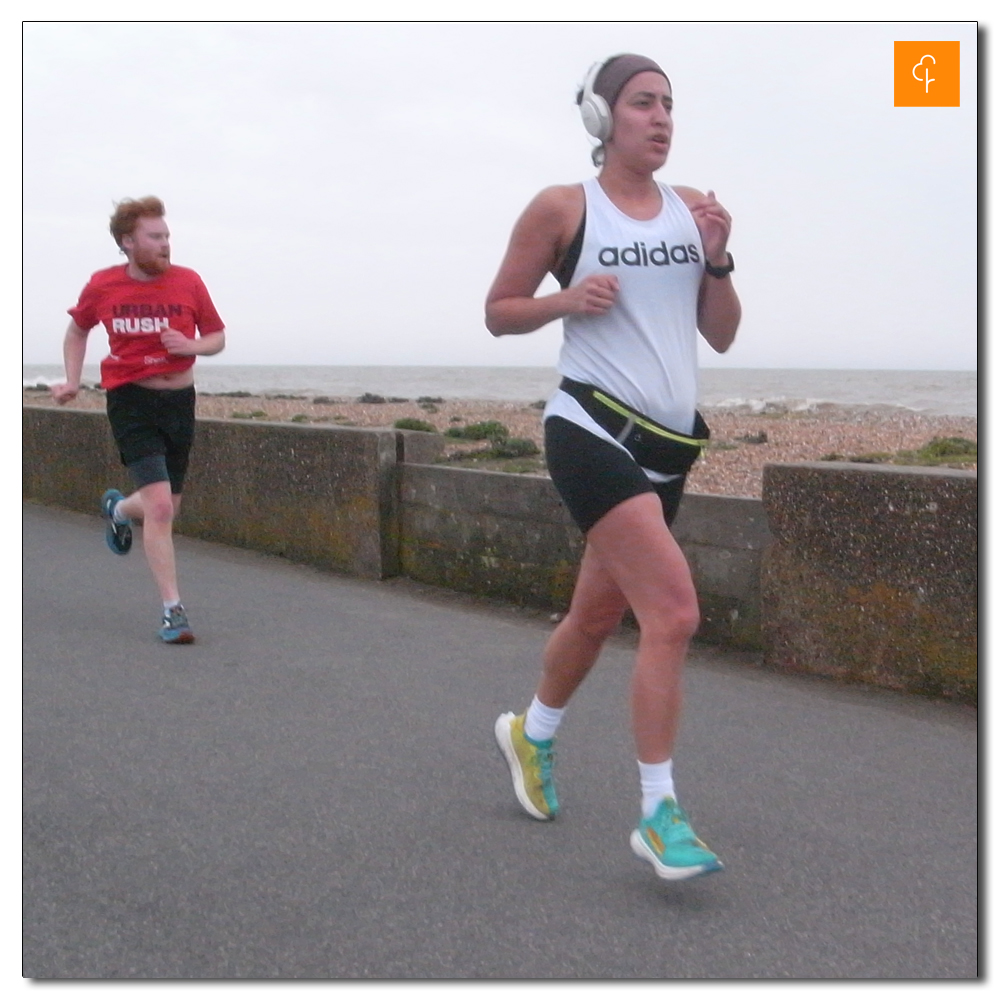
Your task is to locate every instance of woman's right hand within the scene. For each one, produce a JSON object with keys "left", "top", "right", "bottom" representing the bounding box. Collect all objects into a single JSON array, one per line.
[
  {"left": 486, "top": 184, "right": 619, "bottom": 335},
  {"left": 565, "top": 274, "right": 620, "bottom": 316}
]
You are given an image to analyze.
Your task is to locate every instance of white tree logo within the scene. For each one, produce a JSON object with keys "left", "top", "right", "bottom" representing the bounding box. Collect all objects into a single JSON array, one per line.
[{"left": 912, "top": 54, "right": 936, "bottom": 94}]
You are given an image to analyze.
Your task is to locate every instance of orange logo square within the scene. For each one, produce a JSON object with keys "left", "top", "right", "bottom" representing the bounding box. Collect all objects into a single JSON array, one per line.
[{"left": 894, "top": 41, "right": 960, "bottom": 107}]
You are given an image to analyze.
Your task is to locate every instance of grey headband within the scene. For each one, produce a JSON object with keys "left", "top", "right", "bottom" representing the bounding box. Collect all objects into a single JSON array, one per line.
[{"left": 593, "top": 54, "right": 669, "bottom": 109}]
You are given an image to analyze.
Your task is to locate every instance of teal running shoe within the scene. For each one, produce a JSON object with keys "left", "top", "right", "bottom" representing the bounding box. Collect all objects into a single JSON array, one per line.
[
  {"left": 630, "top": 797, "right": 724, "bottom": 880},
  {"left": 494, "top": 711, "right": 558, "bottom": 820},
  {"left": 159, "top": 604, "right": 194, "bottom": 644},
  {"left": 101, "top": 489, "right": 132, "bottom": 555}
]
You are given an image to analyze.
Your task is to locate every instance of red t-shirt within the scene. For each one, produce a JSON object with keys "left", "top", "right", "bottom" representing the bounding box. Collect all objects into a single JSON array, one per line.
[{"left": 67, "top": 264, "right": 225, "bottom": 390}]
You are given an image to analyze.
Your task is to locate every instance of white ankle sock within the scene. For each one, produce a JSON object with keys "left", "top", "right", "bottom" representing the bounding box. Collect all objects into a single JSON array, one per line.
[
  {"left": 638, "top": 759, "right": 676, "bottom": 818},
  {"left": 163, "top": 601, "right": 182, "bottom": 612},
  {"left": 112, "top": 501, "right": 129, "bottom": 524},
  {"left": 524, "top": 695, "right": 564, "bottom": 743}
]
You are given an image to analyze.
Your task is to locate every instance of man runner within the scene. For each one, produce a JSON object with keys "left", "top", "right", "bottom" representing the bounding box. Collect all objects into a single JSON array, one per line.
[{"left": 51, "top": 196, "right": 226, "bottom": 643}]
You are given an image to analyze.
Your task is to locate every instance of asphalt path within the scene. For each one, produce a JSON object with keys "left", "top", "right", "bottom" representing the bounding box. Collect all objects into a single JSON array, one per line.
[{"left": 22, "top": 502, "right": 978, "bottom": 980}]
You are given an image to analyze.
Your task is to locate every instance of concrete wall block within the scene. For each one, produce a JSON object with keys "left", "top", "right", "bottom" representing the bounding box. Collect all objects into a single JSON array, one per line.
[
  {"left": 399, "top": 464, "right": 583, "bottom": 609},
  {"left": 763, "top": 462, "right": 977, "bottom": 596},
  {"left": 685, "top": 544, "right": 762, "bottom": 602},
  {"left": 395, "top": 430, "right": 446, "bottom": 465},
  {"left": 181, "top": 419, "right": 398, "bottom": 579},
  {"left": 761, "top": 462, "right": 977, "bottom": 703},
  {"left": 673, "top": 492, "right": 774, "bottom": 550}
]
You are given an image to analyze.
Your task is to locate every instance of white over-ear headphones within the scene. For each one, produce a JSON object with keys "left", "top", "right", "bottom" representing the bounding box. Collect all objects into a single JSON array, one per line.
[{"left": 579, "top": 60, "right": 612, "bottom": 142}]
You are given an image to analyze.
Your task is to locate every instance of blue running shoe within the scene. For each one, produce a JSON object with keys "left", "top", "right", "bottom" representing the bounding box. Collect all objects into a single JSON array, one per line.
[
  {"left": 494, "top": 711, "right": 558, "bottom": 820},
  {"left": 159, "top": 604, "right": 195, "bottom": 644},
  {"left": 101, "top": 489, "right": 132, "bottom": 555},
  {"left": 630, "top": 797, "right": 724, "bottom": 881}
]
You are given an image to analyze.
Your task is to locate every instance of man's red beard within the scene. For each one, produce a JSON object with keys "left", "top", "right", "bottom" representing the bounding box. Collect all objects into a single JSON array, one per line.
[{"left": 132, "top": 248, "right": 171, "bottom": 276}]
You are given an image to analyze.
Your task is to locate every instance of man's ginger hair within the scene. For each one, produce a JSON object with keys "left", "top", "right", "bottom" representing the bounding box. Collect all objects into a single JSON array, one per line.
[{"left": 109, "top": 196, "right": 165, "bottom": 248}]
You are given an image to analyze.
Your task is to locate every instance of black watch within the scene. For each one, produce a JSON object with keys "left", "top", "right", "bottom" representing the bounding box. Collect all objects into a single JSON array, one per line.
[{"left": 704, "top": 253, "right": 734, "bottom": 278}]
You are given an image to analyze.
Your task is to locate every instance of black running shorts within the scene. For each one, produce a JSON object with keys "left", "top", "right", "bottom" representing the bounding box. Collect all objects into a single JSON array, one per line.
[
  {"left": 544, "top": 416, "right": 685, "bottom": 535},
  {"left": 105, "top": 383, "right": 196, "bottom": 494}
]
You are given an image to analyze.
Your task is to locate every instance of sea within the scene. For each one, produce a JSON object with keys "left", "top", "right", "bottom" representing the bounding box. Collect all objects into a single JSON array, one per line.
[{"left": 22, "top": 365, "right": 977, "bottom": 419}]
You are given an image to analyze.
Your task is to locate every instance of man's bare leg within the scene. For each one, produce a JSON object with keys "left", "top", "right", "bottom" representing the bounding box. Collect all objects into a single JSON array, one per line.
[{"left": 116, "top": 484, "right": 183, "bottom": 606}]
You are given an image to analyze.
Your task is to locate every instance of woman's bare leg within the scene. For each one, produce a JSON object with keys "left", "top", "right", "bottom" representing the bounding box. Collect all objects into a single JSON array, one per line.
[
  {"left": 582, "top": 492, "right": 700, "bottom": 762},
  {"left": 536, "top": 543, "right": 629, "bottom": 708}
]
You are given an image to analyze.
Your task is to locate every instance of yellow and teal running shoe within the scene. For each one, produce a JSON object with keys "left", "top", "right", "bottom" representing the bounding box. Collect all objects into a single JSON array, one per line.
[
  {"left": 630, "top": 797, "right": 723, "bottom": 880},
  {"left": 494, "top": 711, "right": 558, "bottom": 820}
]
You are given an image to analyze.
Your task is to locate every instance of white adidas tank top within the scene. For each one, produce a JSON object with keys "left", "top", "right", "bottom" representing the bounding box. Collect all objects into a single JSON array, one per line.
[{"left": 544, "top": 177, "right": 704, "bottom": 477}]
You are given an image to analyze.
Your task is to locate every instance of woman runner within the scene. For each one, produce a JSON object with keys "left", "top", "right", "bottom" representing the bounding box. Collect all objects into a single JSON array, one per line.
[{"left": 488, "top": 54, "right": 741, "bottom": 881}]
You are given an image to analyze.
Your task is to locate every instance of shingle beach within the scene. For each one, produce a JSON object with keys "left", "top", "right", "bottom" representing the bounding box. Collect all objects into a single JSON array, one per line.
[{"left": 25, "top": 388, "right": 976, "bottom": 500}]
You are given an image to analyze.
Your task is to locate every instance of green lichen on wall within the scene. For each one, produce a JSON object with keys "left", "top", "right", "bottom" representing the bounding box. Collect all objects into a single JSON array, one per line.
[
  {"left": 183, "top": 494, "right": 379, "bottom": 572},
  {"left": 400, "top": 536, "right": 578, "bottom": 610},
  {"left": 763, "top": 550, "right": 976, "bottom": 704},
  {"left": 697, "top": 594, "right": 763, "bottom": 651}
]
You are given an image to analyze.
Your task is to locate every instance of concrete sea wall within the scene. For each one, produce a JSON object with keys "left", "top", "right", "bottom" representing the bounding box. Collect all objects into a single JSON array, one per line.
[{"left": 23, "top": 407, "right": 977, "bottom": 703}]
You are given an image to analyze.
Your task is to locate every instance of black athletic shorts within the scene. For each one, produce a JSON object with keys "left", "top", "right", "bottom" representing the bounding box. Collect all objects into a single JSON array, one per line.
[
  {"left": 544, "top": 416, "right": 685, "bottom": 535},
  {"left": 105, "top": 383, "right": 196, "bottom": 494}
]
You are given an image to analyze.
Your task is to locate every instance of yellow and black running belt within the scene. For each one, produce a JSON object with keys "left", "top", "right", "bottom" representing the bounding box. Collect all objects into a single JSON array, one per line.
[{"left": 559, "top": 377, "right": 710, "bottom": 476}]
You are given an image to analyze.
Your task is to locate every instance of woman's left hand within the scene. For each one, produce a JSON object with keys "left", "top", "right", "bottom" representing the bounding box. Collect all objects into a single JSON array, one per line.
[{"left": 688, "top": 189, "right": 732, "bottom": 266}]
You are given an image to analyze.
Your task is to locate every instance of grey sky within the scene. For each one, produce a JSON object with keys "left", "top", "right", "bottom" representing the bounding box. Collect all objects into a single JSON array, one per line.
[{"left": 22, "top": 20, "right": 978, "bottom": 371}]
